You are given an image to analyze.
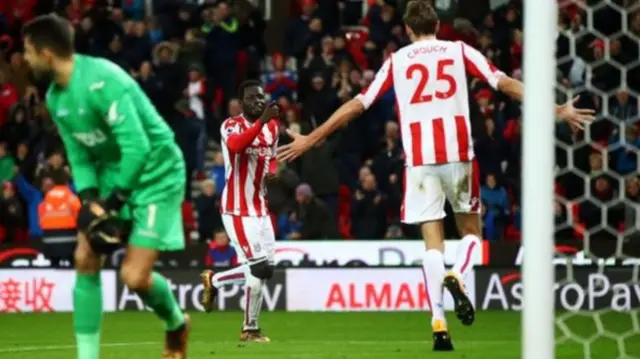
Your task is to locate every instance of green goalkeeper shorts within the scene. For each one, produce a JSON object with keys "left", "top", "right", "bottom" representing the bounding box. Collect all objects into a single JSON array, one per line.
[
  {"left": 97, "top": 167, "right": 185, "bottom": 251},
  {"left": 127, "top": 191, "right": 185, "bottom": 251}
]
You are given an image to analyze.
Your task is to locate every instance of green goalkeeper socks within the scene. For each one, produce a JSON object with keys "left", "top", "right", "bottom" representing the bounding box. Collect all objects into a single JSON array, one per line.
[
  {"left": 139, "top": 272, "right": 185, "bottom": 331},
  {"left": 73, "top": 273, "right": 103, "bottom": 359}
]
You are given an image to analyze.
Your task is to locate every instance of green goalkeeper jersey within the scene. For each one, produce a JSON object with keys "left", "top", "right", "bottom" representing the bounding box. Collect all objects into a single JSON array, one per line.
[{"left": 46, "top": 54, "right": 185, "bottom": 206}]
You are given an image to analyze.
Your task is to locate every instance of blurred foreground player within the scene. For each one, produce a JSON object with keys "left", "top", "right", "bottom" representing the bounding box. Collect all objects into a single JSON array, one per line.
[
  {"left": 278, "top": 0, "right": 594, "bottom": 351},
  {"left": 200, "top": 80, "right": 280, "bottom": 343},
  {"left": 23, "top": 15, "right": 190, "bottom": 359}
]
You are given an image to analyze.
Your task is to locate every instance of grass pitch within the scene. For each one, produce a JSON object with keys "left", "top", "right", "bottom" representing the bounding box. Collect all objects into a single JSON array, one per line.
[{"left": 0, "top": 311, "right": 637, "bottom": 358}]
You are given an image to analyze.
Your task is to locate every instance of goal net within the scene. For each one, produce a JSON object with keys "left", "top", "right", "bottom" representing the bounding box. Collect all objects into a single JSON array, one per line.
[{"left": 552, "top": 0, "right": 640, "bottom": 358}]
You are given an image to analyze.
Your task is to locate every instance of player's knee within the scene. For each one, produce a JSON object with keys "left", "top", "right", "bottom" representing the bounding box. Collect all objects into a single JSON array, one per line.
[
  {"left": 456, "top": 214, "right": 481, "bottom": 237},
  {"left": 119, "top": 264, "right": 150, "bottom": 291},
  {"left": 74, "top": 243, "right": 100, "bottom": 274},
  {"left": 249, "top": 260, "right": 274, "bottom": 280}
]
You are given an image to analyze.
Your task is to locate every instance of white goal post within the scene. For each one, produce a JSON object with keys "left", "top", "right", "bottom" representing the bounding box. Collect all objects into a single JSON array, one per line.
[{"left": 522, "top": 1, "right": 558, "bottom": 359}]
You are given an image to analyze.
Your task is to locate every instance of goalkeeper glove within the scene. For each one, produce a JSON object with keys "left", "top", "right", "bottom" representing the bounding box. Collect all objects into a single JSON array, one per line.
[{"left": 77, "top": 189, "right": 130, "bottom": 253}]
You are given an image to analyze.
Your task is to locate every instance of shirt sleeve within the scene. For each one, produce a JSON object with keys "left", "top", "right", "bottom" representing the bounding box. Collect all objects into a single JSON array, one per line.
[
  {"left": 459, "top": 41, "right": 505, "bottom": 90},
  {"left": 91, "top": 81, "right": 151, "bottom": 191},
  {"left": 221, "top": 118, "right": 263, "bottom": 153},
  {"left": 354, "top": 58, "right": 394, "bottom": 110},
  {"left": 56, "top": 121, "right": 99, "bottom": 193}
]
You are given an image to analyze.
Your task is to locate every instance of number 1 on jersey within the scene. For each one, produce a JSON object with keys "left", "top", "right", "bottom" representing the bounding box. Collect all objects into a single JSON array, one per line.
[{"left": 406, "top": 59, "right": 457, "bottom": 104}]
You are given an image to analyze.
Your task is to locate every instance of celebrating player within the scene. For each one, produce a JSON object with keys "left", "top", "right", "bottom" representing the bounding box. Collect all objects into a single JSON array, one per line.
[
  {"left": 200, "top": 80, "right": 280, "bottom": 343},
  {"left": 277, "top": 0, "right": 595, "bottom": 351},
  {"left": 22, "top": 15, "right": 190, "bottom": 359}
]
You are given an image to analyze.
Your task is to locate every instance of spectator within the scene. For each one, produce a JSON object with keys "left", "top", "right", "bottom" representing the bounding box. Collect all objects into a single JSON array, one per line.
[
  {"left": 205, "top": 0, "right": 240, "bottom": 106},
  {"left": 332, "top": 33, "right": 355, "bottom": 67},
  {"left": 74, "top": 16, "right": 98, "bottom": 55},
  {"left": 351, "top": 171, "right": 387, "bottom": 239},
  {"left": 153, "top": 42, "right": 182, "bottom": 121},
  {"left": 207, "top": 229, "right": 238, "bottom": 267},
  {"left": 209, "top": 151, "right": 225, "bottom": 197},
  {"left": 178, "top": 28, "right": 206, "bottom": 71},
  {"left": 610, "top": 124, "right": 640, "bottom": 175},
  {"left": 146, "top": 16, "right": 164, "bottom": 46},
  {"left": 299, "top": 134, "right": 340, "bottom": 215},
  {"left": 278, "top": 211, "right": 303, "bottom": 240},
  {"left": 6, "top": 52, "right": 32, "bottom": 97},
  {"left": 0, "top": 103, "right": 32, "bottom": 153},
  {"left": 0, "top": 142, "right": 15, "bottom": 183},
  {"left": 481, "top": 173, "right": 510, "bottom": 234},
  {"left": 13, "top": 168, "right": 53, "bottom": 239},
  {"left": 185, "top": 64, "right": 207, "bottom": 177},
  {"left": 0, "top": 69, "right": 18, "bottom": 129},
  {"left": 482, "top": 201, "right": 499, "bottom": 241},
  {"left": 302, "top": 35, "right": 336, "bottom": 90},
  {"left": 194, "top": 179, "right": 222, "bottom": 242},
  {"left": 38, "top": 180, "right": 80, "bottom": 266},
  {"left": 228, "top": 98, "right": 242, "bottom": 118},
  {"left": 294, "top": 183, "right": 338, "bottom": 239},
  {"left": 371, "top": 121, "right": 403, "bottom": 196},
  {"left": 103, "top": 35, "right": 130, "bottom": 70},
  {"left": 0, "top": 181, "right": 25, "bottom": 243},
  {"left": 610, "top": 89, "right": 638, "bottom": 124},
  {"left": 264, "top": 52, "right": 297, "bottom": 101},
  {"left": 476, "top": 118, "right": 507, "bottom": 178},
  {"left": 266, "top": 163, "right": 300, "bottom": 217},
  {"left": 301, "top": 73, "right": 338, "bottom": 127},
  {"left": 123, "top": 21, "right": 152, "bottom": 71},
  {"left": 285, "top": 0, "right": 319, "bottom": 59},
  {"left": 34, "top": 151, "right": 70, "bottom": 189},
  {"left": 136, "top": 61, "right": 164, "bottom": 109}
]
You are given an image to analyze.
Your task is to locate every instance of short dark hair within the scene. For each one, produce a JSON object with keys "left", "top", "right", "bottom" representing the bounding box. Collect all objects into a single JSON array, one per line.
[
  {"left": 23, "top": 14, "right": 74, "bottom": 58},
  {"left": 237, "top": 79, "right": 263, "bottom": 98},
  {"left": 403, "top": 0, "right": 439, "bottom": 37}
]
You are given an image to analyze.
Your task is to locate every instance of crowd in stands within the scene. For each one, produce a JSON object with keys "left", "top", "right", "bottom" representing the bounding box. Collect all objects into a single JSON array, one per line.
[{"left": 0, "top": 0, "right": 639, "bottom": 247}]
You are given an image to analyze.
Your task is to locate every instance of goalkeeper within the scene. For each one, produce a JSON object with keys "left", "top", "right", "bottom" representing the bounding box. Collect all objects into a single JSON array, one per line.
[{"left": 23, "top": 15, "right": 189, "bottom": 359}]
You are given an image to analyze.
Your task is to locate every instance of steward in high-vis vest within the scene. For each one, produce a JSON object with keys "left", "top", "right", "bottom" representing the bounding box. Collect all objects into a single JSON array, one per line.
[{"left": 38, "top": 184, "right": 80, "bottom": 267}]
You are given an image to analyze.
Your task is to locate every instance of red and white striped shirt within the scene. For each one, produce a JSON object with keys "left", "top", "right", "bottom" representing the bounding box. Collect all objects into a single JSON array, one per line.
[
  {"left": 355, "top": 39, "right": 504, "bottom": 166},
  {"left": 220, "top": 115, "right": 279, "bottom": 217}
]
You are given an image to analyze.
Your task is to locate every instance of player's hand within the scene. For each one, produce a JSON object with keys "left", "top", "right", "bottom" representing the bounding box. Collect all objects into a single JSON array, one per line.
[
  {"left": 557, "top": 96, "right": 595, "bottom": 130},
  {"left": 260, "top": 102, "right": 280, "bottom": 124},
  {"left": 277, "top": 129, "right": 314, "bottom": 162}
]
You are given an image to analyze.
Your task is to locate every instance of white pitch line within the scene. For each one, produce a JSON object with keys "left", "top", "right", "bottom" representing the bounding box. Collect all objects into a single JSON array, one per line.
[
  {"left": 0, "top": 341, "right": 160, "bottom": 353},
  {"left": 0, "top": 339, "right": 516, "bottom": 353}
]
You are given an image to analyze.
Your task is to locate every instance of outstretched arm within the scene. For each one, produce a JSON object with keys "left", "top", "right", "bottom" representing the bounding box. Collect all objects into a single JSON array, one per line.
[
  {"left": 278, "top": 58, "right": 393, "bottom": 162},
  {"left": 459, "top": 41, "right": 595, "bottom": 129}
]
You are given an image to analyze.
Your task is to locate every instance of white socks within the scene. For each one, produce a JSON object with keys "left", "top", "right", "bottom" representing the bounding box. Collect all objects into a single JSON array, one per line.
[
  {"left": 451, "top": 234, "right": 480, "bottom": 279},
  {"left": 210, "top": 264, "right": 247, "bottom": 288},
  {"left": 209, "top": 262, "right": 266, "bottom": 331},
  {"left": 243, "top": 274, "right": 263, "bottom": 330},
  {"left": 422, "top": 249, "right": 446, "bottom": 326}
]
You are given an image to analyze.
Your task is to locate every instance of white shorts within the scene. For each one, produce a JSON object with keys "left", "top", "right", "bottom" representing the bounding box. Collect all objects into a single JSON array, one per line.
[
  {"left": 401, "top": 160, "right": 480, "bottom": 224},
  {"left": 221, "top": 214, "right": 276, "bottom": 264}
]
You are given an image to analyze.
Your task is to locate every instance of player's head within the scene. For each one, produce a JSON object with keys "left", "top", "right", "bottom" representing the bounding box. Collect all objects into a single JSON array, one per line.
[
  {"left": 403, "top": 0, "right": 439, "bottom": 41},
  {"left": 238, "top": 79, "right": 266, "bottom": 119},
  {"left": 22, "top": 14, "right": 74, "bottom": 80}
]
